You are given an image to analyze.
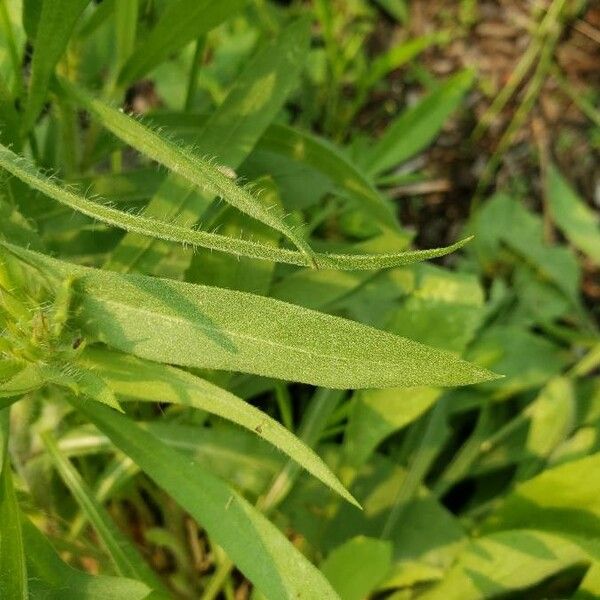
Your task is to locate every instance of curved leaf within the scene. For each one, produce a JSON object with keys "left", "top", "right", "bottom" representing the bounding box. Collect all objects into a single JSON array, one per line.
[{"left": 72, "top": 397, "right": 340, "bottom": 600}]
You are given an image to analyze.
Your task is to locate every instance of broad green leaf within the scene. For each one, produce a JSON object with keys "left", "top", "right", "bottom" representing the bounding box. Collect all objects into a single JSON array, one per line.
[
  {"left": 485, "top": 452, "right": 600, "bottom": 539},
  {"left": 22, "top": 518, "right": 150, "bottom": 600},
  {"left": 364, "top": 70, "right": 474, "bottom": 175},
  {"left": 117, "top": 0, "right": 245, "bottom": 85},
  {"left": 547, "top": 163, "right": 600, "bottom": 265},
  {"left": 71, "top": 397, "right": 340, "bottom": 600},
  {"left": 515, "top": 376, "right": 576, "bottom": 481},
  {"left": 79, "top": 347, "right": 358, "bottom": 506},
  {"left": 5, "top": 243, "right": 499, "bottom": 389},
  {"left": 0, "top": 408, "right": 27, "bottom": 600},
  {"left": 321, "top": 536, "right": 392, "bottom": 600},
  {"left": 109, "top": 18, "right": 312, "bottom": 275},
  {"left": 0, "top": 142, "right": 472, "bottom": 269},
  {"left": 58, "top": 79, "right": 317, "bottom": 265},
  {"left": 41, "top": 431, "right": 168, "bottom": 594},
  {"left": 22, "top": 0, "right": 90, "bottom": 132},
  {"left": 421, "top": 530, "right": 595, "bottom": 600}
]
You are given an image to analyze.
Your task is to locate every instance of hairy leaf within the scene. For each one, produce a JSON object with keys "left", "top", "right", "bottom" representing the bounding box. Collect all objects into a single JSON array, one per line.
[{"left": 5, "top": 243, "right": 499, "bottom": 389}]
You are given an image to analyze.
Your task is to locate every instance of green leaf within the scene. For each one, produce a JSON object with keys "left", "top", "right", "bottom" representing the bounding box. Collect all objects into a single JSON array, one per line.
[
  {"left": 109, "top": 17, "right": 312, "bottom": 275},
  {"left": 321, "top": 536, "right": 392, "bottom": 600},
  {"left": 0, "top": 142, "right": 472, "bottom": 270},
  {"left": 22, "top": 0, "right": 90, "bottom": 132},
  {"left": 5, "top": 243, "right": 499, "bottom": 390},
  {"left": 364, "top": 70, "right": 474, "bottom": 175},
  {"left": 41, "top": 430, "right": 168, "bottom": 594},
  {"left": 485, "top": 452, "right": 600, "bottom": 539},
  {"left": 22, "top": 517, "right": 150, "bottom": 600},
  {"left": 258, "top": 123, "right": 397, "bottom": 229},
  {"left": 58, "top": 79, "right": 317, "bottom": 265},
  {"left": 117, "top": 0, "right": 245, "bottom": 85},
  {"left": 79, "top": 347, "right": 358, "bottom": 507},
  {"left": 547, "top": 163, "right": 600, "bottom": 265},
  {"left": 71, "top": 397, "right": 341, "bottom": 600},
  {"left": 0, "top": 409, "right": 27, "bottom": 600},
  {"left": 421, "top": 530, "right": 595, "bottom": 600}
]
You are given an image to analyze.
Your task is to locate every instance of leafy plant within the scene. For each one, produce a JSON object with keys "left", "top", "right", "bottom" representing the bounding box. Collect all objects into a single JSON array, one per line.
[{"left": 0, "top": 1, "right": 598, "bottom": 599}]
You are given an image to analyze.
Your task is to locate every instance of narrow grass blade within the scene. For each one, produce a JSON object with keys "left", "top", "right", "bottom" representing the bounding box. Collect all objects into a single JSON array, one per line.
[
  {"left": 22, "top": 0, "right": 89, "bottom": 133},
  {"left": 364, "top": 70, "right": 474, "bottom": 175},
  {"left": 58, "top": 79, "right": 316, "bottom": 264},
  {"left": 3, "top": 243, "right": 500, "bottom": 389},
  {"left": 41, "top": 430, "right": 168, "bottom": 594},
  {"left": 71, "top": 397, "right": 340, "bottom": 600},
  {"left": 117, "top": 0, "right": 244, "bottom": 85},
  {"left": 79, "top": 347, "right": 359, "bottom": 507},
  {"left": 0, "top": 408, "right": 28, "bottom": 600}
]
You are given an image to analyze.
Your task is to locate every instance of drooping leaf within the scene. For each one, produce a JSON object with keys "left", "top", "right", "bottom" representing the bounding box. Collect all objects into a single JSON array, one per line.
[
  {"left": 71, "top": 397, "right": 340, "bottom": 600},
  {"left": 58, "top": 78, "right": 316, "bottom": 263},
  {"left": 5, "top": 243, "right": 499, "bottom": 390},
  {"left": 0, "top": 142, "right": 472, "bottom": 270},
  {"left": 22, "top": 0, "right": 90, "bottom": 132},
  {"left": 79, "top": 346, "right": 358, "bottom": 506},
  {"left": 109, "top": 17, "right": 312, "bottom": 275},
  {"left": 118, "top": 0, "right": 245, "bottom": 85}
]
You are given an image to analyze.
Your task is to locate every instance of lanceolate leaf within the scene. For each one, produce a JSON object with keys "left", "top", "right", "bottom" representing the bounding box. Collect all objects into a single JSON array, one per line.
[
  {"left": 3, "top": 243, "right": 498, "bottom": 389},
  {"left": 117, "top": 0, "right": 245, "bottom": 85},
  {"left": 0, "top": 143, "right": 473, "bottom": 270},
  {"left": 79, "top": 347, "right": 359, "bottom": 506},
  {"left": 108, "top": 17, "right": 312, "bottom": 275},
  {"left": 58, "top": 78, "right": 316, "bottom": 264},
  {"left": 22, "top": 0, "right": 90, "bottom": 133},
  {"left": 71, "top": 397, "right": 340, "bottom": 600}
]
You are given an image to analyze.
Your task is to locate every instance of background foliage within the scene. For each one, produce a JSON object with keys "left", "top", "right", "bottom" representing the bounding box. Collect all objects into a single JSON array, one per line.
[{"left": 0, "top": 0, "right": 599, "bottom": 598}]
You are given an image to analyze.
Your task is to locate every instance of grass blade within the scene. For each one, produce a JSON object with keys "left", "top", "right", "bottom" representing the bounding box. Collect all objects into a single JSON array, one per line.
[
  {"left": 117, "top": 0, "right": 244, "bottom": 86},
  {"left": 4, "top": 243, "right": 499, "bottom": 389},
  {"left": 364, "top": 70, "right": 474, "bottom": 176},
  {"left": 22, "top": 517, "right": 150, "bottom": 599},
  {"left": 41, "top": 430, "right": 168, "bottom": 594},
  {"left": 0, "top": 408, "right": 27, "bottom": 600},
  {"left": 72, "top": 397, "right": 341, "bottom": 600},
  {"left": 22, "top": 0, "right": 89, "bottom": 133}
]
